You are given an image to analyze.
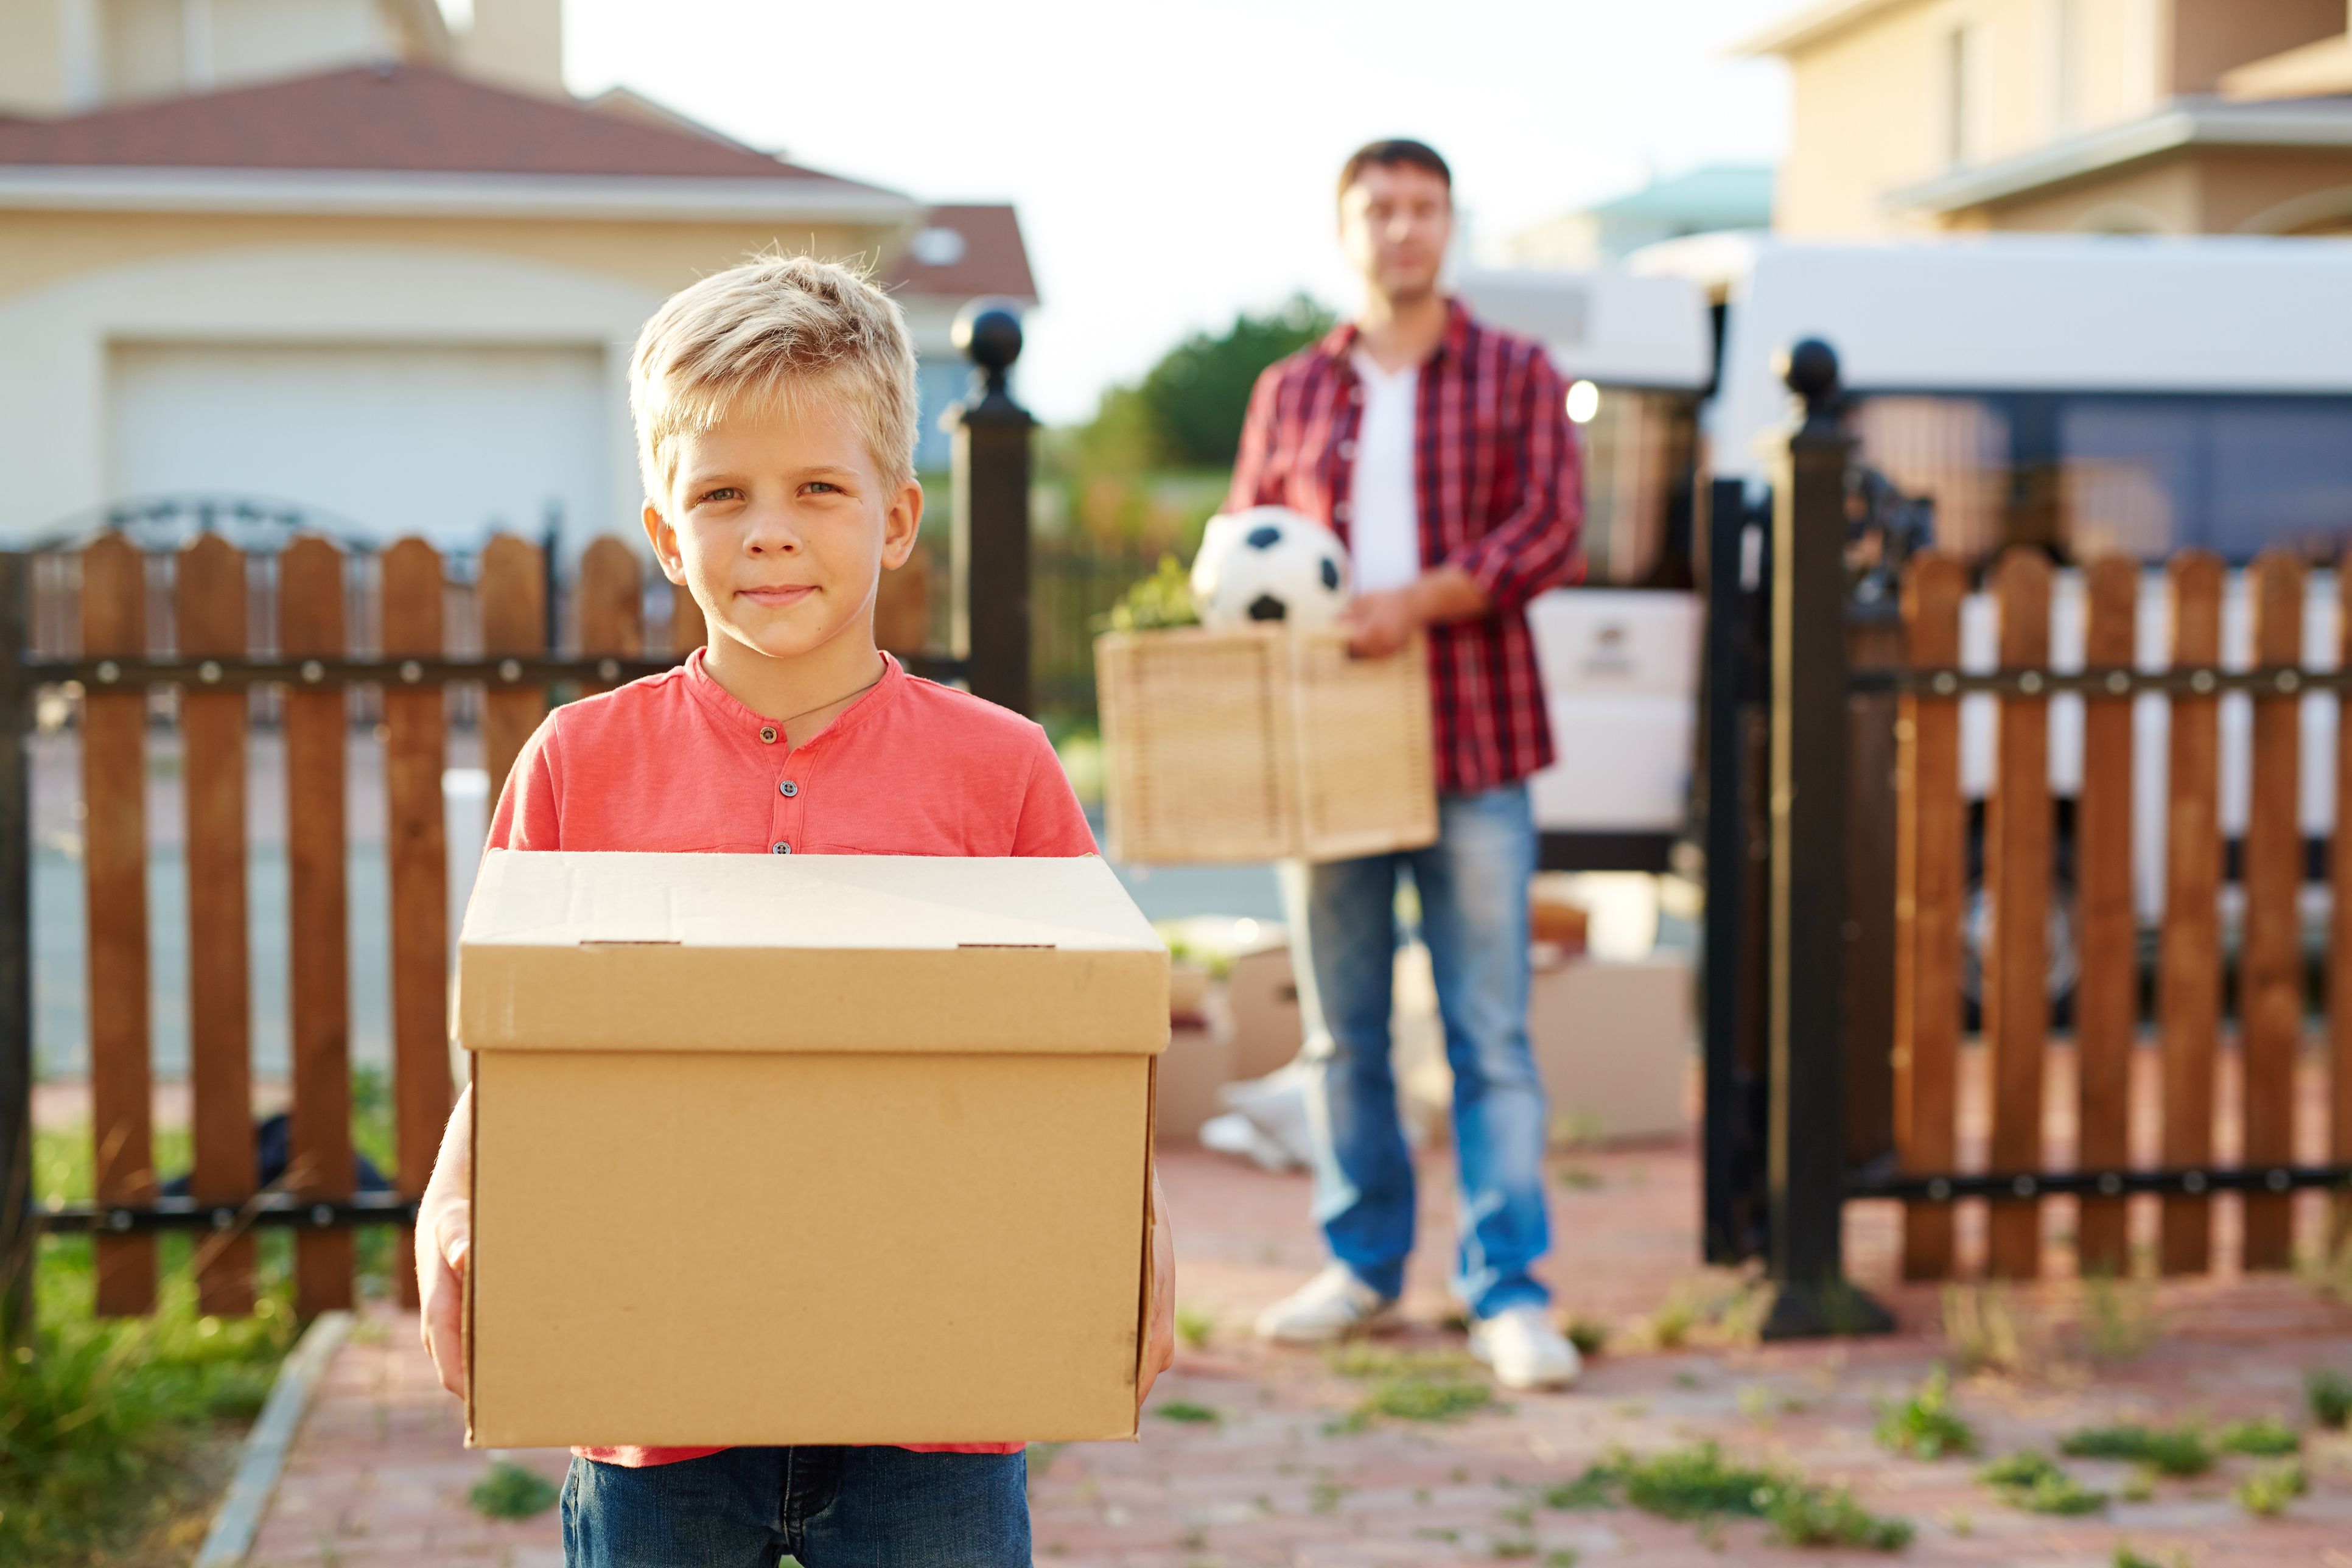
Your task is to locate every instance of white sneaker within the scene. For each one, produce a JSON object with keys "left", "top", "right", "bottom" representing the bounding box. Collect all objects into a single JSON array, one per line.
[
  {"left": 1468, "top": 1306, "right": 1582, "bottom": 1390},
  {"left": 1253, "top": 1264, "right": 1400, "bottom": 1344}
]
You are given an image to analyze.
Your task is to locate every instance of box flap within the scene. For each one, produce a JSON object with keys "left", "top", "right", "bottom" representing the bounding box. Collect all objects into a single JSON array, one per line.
[{"left": 457, "top": 851, "right": 1169, "bottom": 1056}]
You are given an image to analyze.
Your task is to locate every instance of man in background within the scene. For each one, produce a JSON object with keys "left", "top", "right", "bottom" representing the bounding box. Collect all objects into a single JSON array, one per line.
[{"left": 1227, "top": 138, "right": 1584, "bottom": 1389}]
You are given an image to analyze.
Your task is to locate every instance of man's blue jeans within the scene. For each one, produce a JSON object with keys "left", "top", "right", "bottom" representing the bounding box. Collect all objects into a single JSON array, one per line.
[
  {"left": 1279, "top": 783, "right": 1550, "bottom": 1319},
  {"left": 562, "top": 1446, "right": 1029, "bottom": 1567}
]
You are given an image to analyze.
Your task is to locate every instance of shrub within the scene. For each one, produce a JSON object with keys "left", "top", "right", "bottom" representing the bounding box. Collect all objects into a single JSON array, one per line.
[{"left": 2305, "top": 1367, "right": 2352, "bottom": 1429}]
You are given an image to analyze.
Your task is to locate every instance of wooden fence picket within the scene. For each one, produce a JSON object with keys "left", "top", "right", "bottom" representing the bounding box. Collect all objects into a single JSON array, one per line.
[
  {"left": 280, "top": 536, "right": 355, "bottom": 1315},
  {"left": 479, "top": 534, "right": 545, "bottom": 806},
  {"left": 2159, "top": 550, "right": 2224, "bottom": 1275},
  {"left": 80, "top": 534, "right": 156, "bottom": 1316},
  {"left": 1894, "top": 551, "right": 1963, "bottom": 1281},
  {"left": 381, "top": 539, "right": 452, "bottom": 1311},
  {"left": 2073, "top": 556, "right": 2138, "bottom": 1278},
  {"left": 578, "top": 536, "right": 643, "bottom": 687},
  {"left": 1985, "top": 547, "right": 2052, "bottom": 1279},
  {"left": 672, "top": 579, "right": 705, "bottom": 657},
  {"left": 2240, "top": 549, "right": 2304, "bottom": 1270},
  {"left": 178, "top": 535, "right": 256, "bottom": 1315}
]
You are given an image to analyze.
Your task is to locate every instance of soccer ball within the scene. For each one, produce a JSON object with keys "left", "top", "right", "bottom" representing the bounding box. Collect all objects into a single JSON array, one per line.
[{"left": 1189, "top": 507, "right": 1349, "bottom": 631}]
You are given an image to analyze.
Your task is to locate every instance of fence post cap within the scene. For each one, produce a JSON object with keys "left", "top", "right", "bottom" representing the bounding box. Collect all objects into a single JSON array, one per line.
[
  {"left": 953, "top": 301, "right": 1024, "bottom": 376},
  {"left": 1777, "top": 337, "right": 1840, "bottom": 416}
]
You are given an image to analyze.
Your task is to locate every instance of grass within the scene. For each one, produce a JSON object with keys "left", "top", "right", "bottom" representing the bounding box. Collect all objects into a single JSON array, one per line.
[
  {"left": 8, "top": 1079, "right": 399, "bottom": 1566},
  {"left": 2306, "top": 1367, "right": 2352, "bottom": 1429},
  {"left": 1980, "top": 1451, "right": 2107, "bottom": 1515},
  {"left": 2214, "top": 1417, "right": 2300, "bottom": 1457},
  {"left": 1324, "top": 1341, "right": 1494, "bottom": 1429},
  {"left": 2079, "top": 1272, "right": 2162, "bottom": 1362},
  {"left": 468, "top": 1460, "right": 559, "bottom": 1520},
  {"left": 1174, "top": 1304, "right": 1217, "bottom": 1351},
  {"left": 1564, "top": 1317, "right": 1608, "bottom": 1357},
  {"left": 1941, "top": 1285, "right": 2029, "bottom": 1374},
  {"left": 1154, "top": 1400, "right": 1219, "bottom": 1424},
  {"left": 1556, "top": 1444, "right": 1912, "bottom": 1552},
  {"left": 2235, "top": 1459, "right": 2306, "bottom": 1517},
  {"left": 2059, "top": 1423, "right": 2213, "bottom": 1477},
  {"left": 1873, "top": 1366, "right": 1976, "bottom": 1459}
]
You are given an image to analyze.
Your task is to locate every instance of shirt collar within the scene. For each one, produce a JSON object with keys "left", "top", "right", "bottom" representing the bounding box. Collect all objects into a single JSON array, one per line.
[
  {"left": 682, "top": 645, "right": 905, "bottom": 750},
  {"left": 1321, "top": 296, "right": 1473, "bottom": 372}
]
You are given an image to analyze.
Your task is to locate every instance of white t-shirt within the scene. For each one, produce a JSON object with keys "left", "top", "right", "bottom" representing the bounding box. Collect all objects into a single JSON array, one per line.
[{"left": 1345, "top": 351, "right": 1422, "bottom": 593}]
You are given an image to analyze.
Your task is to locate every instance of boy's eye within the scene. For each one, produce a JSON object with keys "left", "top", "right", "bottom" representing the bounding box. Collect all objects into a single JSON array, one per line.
[
  {"left": 696, "top": 486, "right": 743, "bottom": 504},
  {"left": 803, "top": 481, "right": 842, "bottom": 495}
]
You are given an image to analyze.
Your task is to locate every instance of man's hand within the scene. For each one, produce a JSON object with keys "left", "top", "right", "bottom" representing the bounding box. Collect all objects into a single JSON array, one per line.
[
  {"left": 1138, "top": 1166, "right": 1177, "bottom": 1404},
  {"left": 1340, "top": 587, "right": 1419, "bottom": 658},
  {"left": 1341, "top": 565, "right": 1488, "bottom": 657},
  {"left": 417, "top": 1194, "right": 470, "bottom": 1398}
]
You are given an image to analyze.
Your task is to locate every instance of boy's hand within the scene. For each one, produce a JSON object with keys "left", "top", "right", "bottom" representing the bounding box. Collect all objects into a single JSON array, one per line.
[
  {"left": 1139, "top": 1167, "right": 1176, "bottom": 1404},
  {"left": 417, "top": 1194, "right": 471, "bottom": 1398}
]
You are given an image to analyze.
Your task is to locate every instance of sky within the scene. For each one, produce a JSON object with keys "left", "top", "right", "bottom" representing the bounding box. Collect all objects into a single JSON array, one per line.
[{"left": 561, "top": 0, "right": 1800, "bottom": 424}]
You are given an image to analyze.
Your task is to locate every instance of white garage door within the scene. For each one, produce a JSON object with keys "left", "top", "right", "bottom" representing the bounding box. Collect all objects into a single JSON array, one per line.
[{"left": 107, "top": 341, "right": 609, "bottom": 550}]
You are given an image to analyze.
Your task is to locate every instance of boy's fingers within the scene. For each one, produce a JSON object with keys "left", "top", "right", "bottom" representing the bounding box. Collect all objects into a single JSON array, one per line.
[{"left": 432, "top": 1200, "right": 472, "bottom": 1273}]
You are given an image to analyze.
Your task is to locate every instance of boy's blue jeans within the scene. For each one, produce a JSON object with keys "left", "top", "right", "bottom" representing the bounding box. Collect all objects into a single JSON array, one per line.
[
  {"left": 1279, "top": 783, "right": 1552, "bottom": 1319},
  {"left": 562, "top": 1445, "right": 1029, "bottom": 1567}
]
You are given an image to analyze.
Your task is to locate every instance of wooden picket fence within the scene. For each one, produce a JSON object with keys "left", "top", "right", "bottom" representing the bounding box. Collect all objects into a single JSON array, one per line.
[{"left": 1889, "top": 543, "right": 2352, "bottom": 1281}]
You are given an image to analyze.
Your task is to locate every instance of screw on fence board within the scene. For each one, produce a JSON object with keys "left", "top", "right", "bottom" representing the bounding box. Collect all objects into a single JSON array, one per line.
[
  {"left": 0, "top": 553, "right": 32, "bottom": 1348},
  {"left": 948, "top": 301, "right": 1035, "bottom": 716},
  {"left": 1760, "top": 343, "right": 1892, "bottom": 1340}
]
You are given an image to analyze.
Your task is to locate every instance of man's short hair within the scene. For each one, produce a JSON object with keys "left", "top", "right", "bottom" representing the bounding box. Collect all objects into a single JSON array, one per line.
[
  {"left": 629, "top": 253, "right": 919, "bottom": 506},
  {"left": 1337, "top": 138, "right": 1452, "bottom": 203}
]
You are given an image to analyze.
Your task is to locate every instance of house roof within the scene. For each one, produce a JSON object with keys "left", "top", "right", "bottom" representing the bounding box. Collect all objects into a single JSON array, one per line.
[
  {"left": 884, "top": 203, "right": 1038, "bottom": 304},
  {"left": 1587, "top": 164, "right": 1776, "bottom": 224},
  {"left": 1729, "top": 0, "right": 1919, "bottom": 57},
  {"left": 0, "top": 63, "right": 894, "bottom": 192}
]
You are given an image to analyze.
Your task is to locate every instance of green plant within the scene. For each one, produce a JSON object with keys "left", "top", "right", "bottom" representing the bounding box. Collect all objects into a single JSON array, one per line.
[
  {"left": 1348, "top": 1375, "right": 1493, "bottom": 1426},
  {"left": 1557, "top": 1165, "right": 1603, "bottom": 1191},
  {"left": 2306, "top": 1367, "right": 2352, "bottom": 1429},
  {"left": 1941, "top": 1284, "right": 2028, "bottom": 1374},
  {"left": 1545, "top": 1552, "right": 1581, "bottom": 1567},
  {"left": 1564, "top": 1317, "right": 1607, "bottom": 1357},
  {"left": 2235, "top": 1459, "right": 2306, "bottom": 1517},
  {"left": 1981, "top": 1451, "right": 2106, "bottom": 1515},
  {"left": 468, "top": 1460, "right": 559, "bottom": 1520},
  {"left": 1573, "top": 1446, "right": 1908, "bottom": 1551},
  {"left": 1763, "top": 1481, "right": 1915, "bottom": 1550},
  {"left": 1096, "top": 555, "right": 1199, "bottom": 632},
  {"left": 2059, "top": 1423, "right": 2212, "bottom": 1477},
  {"left": 2214, "top": 1417, "right": 2299, "bottom": 1457},
  {"left": 2118, "top": 1470, "right": 2155, "bottom": 1503},
  {"left": 1155, "top": 1400, "right": 1219, "bottom": 1424},
  {"left": 2114, "top": 1547, "right": 2163, "bottom": 1568},
  {"left": 1174, "top": 1303, "right": 1217, "bottom": 1350},
  {"left": 1491, "top": 1538, "right": 1537, "bottom": 1558},
  {"left": 1543, "top": 1467, "right": 1617, "bottom": 1510},
  {"left": 2079, "top": 1270, "right": 2161, "bottom": 1361},
  {"left": 1874, "top": 1365, "right": 1977, "bottom": 1458}
]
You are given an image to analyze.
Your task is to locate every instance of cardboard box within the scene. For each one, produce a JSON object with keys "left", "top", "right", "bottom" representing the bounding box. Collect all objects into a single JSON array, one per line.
[
  {"left": 1527, "top": 950, "right": 1692, "bottom": 1143},
  {"left": 1152, "top": 1022, "right": 1237, "bottom": 1143},
  {"left": 1223, "top": 944, "right": 1304, "bottom": 1082},
  {"left": 455, "top": 849, "right": 1167, "bottom": 1449},
  {"left": 1095, "top": 627, "right": 1437, "bottom": 864}
]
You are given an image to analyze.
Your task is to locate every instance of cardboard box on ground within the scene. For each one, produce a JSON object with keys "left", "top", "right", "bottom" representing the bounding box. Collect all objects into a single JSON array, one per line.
[
  {"left": 455, "top": 850, "right": 1166, "bottom": 1450},
  {"left": 1160, "top": 889, "right": 1690, "bottom": 1158}
]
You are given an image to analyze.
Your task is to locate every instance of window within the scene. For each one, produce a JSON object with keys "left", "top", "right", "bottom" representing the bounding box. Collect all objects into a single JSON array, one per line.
[{"left": 1577, "top": 389, "right": 1699, "bottom": 585}]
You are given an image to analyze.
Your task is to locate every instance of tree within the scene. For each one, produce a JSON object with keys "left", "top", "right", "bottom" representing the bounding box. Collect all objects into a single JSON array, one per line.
[{"left": 1083, "top": 294, "right": 1337, "bottom": 471}]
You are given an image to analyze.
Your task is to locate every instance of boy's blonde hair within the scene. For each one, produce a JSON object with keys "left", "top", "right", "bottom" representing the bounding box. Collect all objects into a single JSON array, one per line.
[{"left": 629, "top": 254, "right": 919, "bottom": 506}]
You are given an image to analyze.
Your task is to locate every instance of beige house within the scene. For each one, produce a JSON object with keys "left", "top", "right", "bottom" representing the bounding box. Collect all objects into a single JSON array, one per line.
[
  {"left": 0, "top": 0, "right": 1035, "bottom": 548},
  {"left": 1738, "top": 0, "right": 2352, "bottom": 237}
]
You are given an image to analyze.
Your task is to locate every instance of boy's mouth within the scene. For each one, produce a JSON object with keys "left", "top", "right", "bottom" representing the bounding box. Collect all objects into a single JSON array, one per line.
[{"left": 737, "top": 584, "right": 817, "bottom": 608}]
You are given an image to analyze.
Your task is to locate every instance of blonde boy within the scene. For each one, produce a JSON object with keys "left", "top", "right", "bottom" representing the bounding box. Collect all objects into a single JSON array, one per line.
[{"left": 414, "top": 254, "right": 1176, "bottom": 1567}]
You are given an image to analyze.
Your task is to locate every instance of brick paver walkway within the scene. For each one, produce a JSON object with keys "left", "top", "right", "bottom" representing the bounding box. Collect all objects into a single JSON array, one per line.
[{"left": 248, "top": 1141, "right": 2352, "bottom": 1567}]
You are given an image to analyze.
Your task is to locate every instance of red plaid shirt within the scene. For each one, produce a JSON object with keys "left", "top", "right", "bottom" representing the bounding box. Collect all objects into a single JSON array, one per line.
[{"left": 1227, "top": 299, "right": 1584, "bottom": 794}]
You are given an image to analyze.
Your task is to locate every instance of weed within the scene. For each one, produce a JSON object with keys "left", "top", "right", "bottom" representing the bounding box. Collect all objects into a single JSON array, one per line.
[
  {"left": 1545, "top": 1552, "right": 1581, "bottom": 1567},
  {"left": 1945, "top": 1508, "right": 1972, "bottom": 1536},
  {"left": 1497, "top": 1501, "right": 1534, "bottom": 1528},
  {"left": 1564, "top": 1317, "right": 1608, "bottom": 1357},
  {"left": 1347, "top": 1375, "right": 1493, "bottom": 1426},
  {"left": 1941, "top": 1284, "right": 2028, "bottom": 1374},
  {"left": 1557, "top": 1165, "right": 1603, "bottom": 1191},
  {"left": 1308, "top": 1479, "right": 1348, "bottom": 1513},
  {"left": 1763, "top": 1480, "right": 1916, "bottom": 1550},
  {"left": 1648, "top": 1287, "right": 1699, "bottom": 1349},
  {"left": 2060, "top": 1424, "right": 2213, "bottom": 1477},
  {"left": 1576, "top": 1445, "right": 1908, "bottom": 1550},
  {"left": 2080, "top": 1271, "right": 2161, "bottom": 1362},
  {"left": 468, "top": 1460, "right": 558, "bottom": 1520},
  {"left": 2305, "top": 1367, "right": 2352, "bottom": 1429},
  {"left": 1174, "top": 1304, "right": 1217, "bottom": 1351},
  {"left": 1873, "top": 1365, "right": 1977, "bottom": 1458},
  {"left": 2214, "top": 1417, "right": 2298, "bottom": 1457},
  {"left": 1414, "top": 1527, "right": 1460, "bottom": 1542},
  {"left": 2119, "top": 1470, "right": 2155, "bottom": 1503},
  {"left": 2114, "top": 1547, "right": 2163, "bottom": 1568},
  {"left": 2298, "top": 1230, "right": 2352, "bottom": 1307},
  {"left": 1155, "top": 1401, "right": 1219, "bottom": 1424},
  {"left": 2235, "top": 1460, "right": 2306, "bottom": 1518},
  {"left": 1615, "top": 1444, "right": 1775, "bottom": 1520},
  {"left": 1543, "top": 1466, "right": 1617, "bottom": 1510},
  {"left": 1492, "top": 1538, "right": 1538, "bottom": 1558},
  {"left": 1673, "top": 1370, "right": 1702, "bottom": 1389},
  {"left": 1981, "top": 1451, "right": 2107, "bottom": 1515}
]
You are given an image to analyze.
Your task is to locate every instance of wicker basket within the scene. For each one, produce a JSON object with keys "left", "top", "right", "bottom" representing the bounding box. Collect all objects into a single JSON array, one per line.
[{"left": 1095, "top": 626, "right": 1437, "bottom": 864}]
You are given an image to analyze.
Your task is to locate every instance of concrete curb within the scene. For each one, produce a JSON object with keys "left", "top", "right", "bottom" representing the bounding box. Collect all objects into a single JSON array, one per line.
[{"left": 193, "top": 1308, "right": 355, "bottom": 1567}]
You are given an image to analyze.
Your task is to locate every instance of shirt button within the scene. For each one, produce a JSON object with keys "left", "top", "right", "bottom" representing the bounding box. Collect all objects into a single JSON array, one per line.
[
  {"left": 1339, "top": 440, "right": 1357, "bottom": 460},
  {"left": 758, "top": 725, "right": 778, "bottom": 744},
  {"left": 771, "top": 841, "right": 793, "bottom": 855},
  {"left": 779, "top": 780, "right": 799, "bottom": 798}
]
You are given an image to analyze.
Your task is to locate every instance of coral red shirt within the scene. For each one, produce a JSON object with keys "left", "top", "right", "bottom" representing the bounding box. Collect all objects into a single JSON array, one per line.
[{"left": 488, "top": 647, "right": 1099, "bottom": 1467}]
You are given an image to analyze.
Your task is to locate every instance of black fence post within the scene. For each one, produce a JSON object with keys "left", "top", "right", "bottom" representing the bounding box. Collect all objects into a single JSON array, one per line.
[
  {"left": 0, "top": 553, "right": 33, "bottom": 1348},
  {"left": 1700, "top": 478, "right": 1771, "bottom": 1267},
  {"left": 1761, "top": 341, "right": 1893, "bottom": 1340},
  {"left": 949, "top": 303, "right": 1035, "bottom": 716}
]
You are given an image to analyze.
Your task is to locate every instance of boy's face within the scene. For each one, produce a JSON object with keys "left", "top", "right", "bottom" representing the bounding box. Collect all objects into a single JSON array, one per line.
[{"left": 643, "top": 390, "right": 921, "bottom": 664}]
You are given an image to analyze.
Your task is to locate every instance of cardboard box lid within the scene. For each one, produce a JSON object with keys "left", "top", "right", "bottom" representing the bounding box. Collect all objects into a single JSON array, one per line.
[{"left": 457, "top": 850, "right": 1168, "bottom": 1055}]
